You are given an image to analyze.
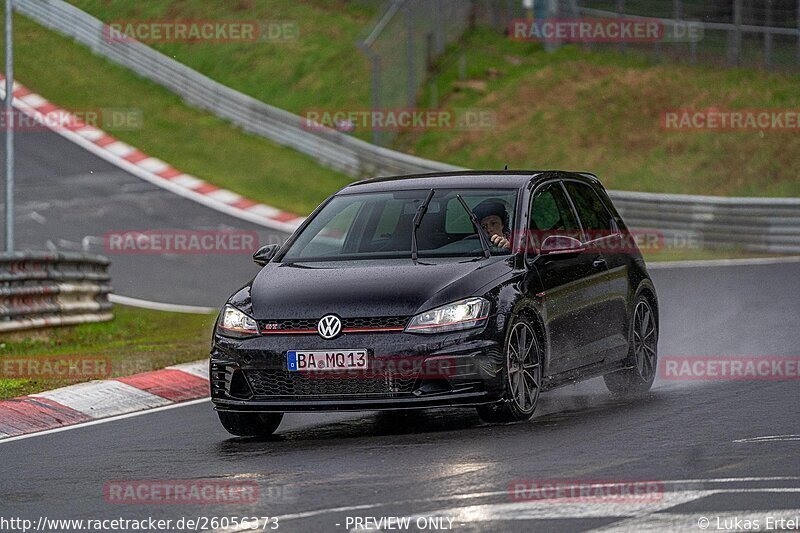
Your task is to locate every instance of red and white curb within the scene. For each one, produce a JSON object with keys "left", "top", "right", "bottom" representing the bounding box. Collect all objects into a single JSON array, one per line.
[
  {"left": 0, "top": 76, "right": 305, "bottom": 233},
  {"left": 0, "top": 361, "right": 208, "bottom": 440}
]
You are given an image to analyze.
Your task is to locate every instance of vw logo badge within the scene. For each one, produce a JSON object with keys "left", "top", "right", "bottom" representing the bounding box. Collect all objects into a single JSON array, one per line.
[{"left": 317, "top": 315, "right": 342, "bottom": 339}]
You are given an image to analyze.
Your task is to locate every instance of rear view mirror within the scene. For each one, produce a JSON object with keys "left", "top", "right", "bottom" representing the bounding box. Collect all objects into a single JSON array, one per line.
[
  {"left": 253, "top": 244, "right": 280, "bottom": 266},
  {"left": 540, "top": 235, "right": 585, "bottom": 256}
]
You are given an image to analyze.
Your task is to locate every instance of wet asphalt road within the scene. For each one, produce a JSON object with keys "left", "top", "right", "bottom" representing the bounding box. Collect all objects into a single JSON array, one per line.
[
  {"left": 1, "top": 128, "right": 799, "bottom": 531},
  {"left": 1, "top": 347, "right": 799, "bottom": 532},
  {"left": 1, "top": 129, "right": 290, "bottom": 307}
]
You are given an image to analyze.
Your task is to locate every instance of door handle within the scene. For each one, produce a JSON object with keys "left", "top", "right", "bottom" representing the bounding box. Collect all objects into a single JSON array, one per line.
[{"left": 592, "top": 258, "right": 607, "bottom": 268}]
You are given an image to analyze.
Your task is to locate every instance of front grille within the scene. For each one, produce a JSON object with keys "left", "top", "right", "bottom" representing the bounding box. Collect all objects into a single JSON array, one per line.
[
  {"left": 344, "top": 316, "right": 409, "bottom": 329},
  {"left": 244, "top": 369, "right": 418, "bottom": 398},
  {"left": 259, "top": 316, "right": 409, "bottom": 333}
]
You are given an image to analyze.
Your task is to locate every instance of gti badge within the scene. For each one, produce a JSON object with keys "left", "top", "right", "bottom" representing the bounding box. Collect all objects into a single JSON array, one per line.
[{"left": 317, "top": 315, "right": 342, "bottom": 339}]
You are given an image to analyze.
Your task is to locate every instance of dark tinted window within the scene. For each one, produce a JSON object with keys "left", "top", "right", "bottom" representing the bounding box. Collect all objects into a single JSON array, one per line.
[
  {"left": 564, "top": 181, "right": 615, "bottom": 236},
  {"left": 527, "top": 182, "right": 582, "bottom": 249},
  {"left": 529, "top": 182, "right": 580, "bottom": 234},
  {"left": 281, "top": 188, "right": 518, "bottom": 261}
]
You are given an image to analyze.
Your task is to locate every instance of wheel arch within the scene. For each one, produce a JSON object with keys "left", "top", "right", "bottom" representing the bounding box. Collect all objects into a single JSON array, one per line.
[
  {"left": 634, "top": 279, "right": 659, "bottom": 331},
  {"left": 511, "top": 304, "right": 548, "bottom": 373}
]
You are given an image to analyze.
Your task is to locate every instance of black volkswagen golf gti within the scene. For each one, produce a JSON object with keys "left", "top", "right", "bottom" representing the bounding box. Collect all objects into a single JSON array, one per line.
[{"left": 211, "top": 171, "right": 658, "bottom": 436}]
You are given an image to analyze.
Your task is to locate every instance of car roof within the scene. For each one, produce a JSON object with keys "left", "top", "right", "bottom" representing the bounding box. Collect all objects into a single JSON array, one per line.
[{"left": 340, "top": 170, "right": 600, "bottom": 194}]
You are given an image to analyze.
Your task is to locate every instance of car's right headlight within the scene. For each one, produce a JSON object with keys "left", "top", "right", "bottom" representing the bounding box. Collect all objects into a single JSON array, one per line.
[
  {"left": 405, "top": 297, "right": 490, "bottom": 334},
  {"left": 216, "top": 305, "right": 259, "bottom": 338}
]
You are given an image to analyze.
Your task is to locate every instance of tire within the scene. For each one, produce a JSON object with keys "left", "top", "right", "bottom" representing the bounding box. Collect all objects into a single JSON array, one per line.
[
  {"left": 477, "top": 316, "right": 542, "bottom": 423},
  {"left": 217, "top": 411, "right": 283, "bottom": 438},
  {"left": 604, "top": 295, "right": 658, "bottom": 397}
]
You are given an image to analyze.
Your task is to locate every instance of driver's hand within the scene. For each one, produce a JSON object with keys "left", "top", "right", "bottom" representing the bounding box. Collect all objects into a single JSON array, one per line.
[{"left": 490, "top": 234, "right": 510, "bottom": 249}]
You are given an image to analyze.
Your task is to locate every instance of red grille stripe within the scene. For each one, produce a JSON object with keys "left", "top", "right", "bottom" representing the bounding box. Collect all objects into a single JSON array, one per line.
[{"left": 260, "top": 326, "right": 404, "bottom": 335}]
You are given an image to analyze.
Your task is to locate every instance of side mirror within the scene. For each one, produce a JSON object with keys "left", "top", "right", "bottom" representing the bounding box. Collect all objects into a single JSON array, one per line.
[
  {"left": 253, "top": 244, "right": 280, "bottom": 266},
  {"left": 540, "top": 235, "right": 585, "bottom": 256}
]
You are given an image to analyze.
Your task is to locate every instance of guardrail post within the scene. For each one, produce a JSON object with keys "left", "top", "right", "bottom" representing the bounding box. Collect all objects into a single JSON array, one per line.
[
  {"left": 370, "top": 54, "right": 382, "bottom": 147},
  {"left": 357, "top": 23, "right": 384, "bottom": 148},
  {"left": 544, "top": 0, "right": 559, "bottom": 53},
  {"left": 729, "top": 0, "right": 742, "bottom": 66},
  {"left": 433, "top": 0, "right": 444, "bottom": 55},
  {"left": 673, "top": 0, "right": 691, "bottom": 63},
  {"left": 4, "top": 0, "right": 13, "bottom": 253},
  {"left": 764, "top": 0, "right": 774, "bottom": 70},
  {"left": 616, "top": 0, "right": 626, "bottom": 54},
  {"left": 425, "top": 32, "right": 434, "bottom": 73},
  {"left": 405, "top": 3, "right": 416, "bottom": 108},
  {"left": 653, "top": 40, "right": 662, "bottom": 63}
]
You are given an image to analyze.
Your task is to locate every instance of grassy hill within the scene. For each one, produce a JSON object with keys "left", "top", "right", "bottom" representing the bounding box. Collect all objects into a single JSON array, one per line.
[
  {"left": 399, "top": 27, "right": 800, "bottom": 198},
  {"left": 4, "top": 2, "right": 799, "bottom": 214},
  {"left": 67, "top": 0, "right": 376, "bottom": 115}
]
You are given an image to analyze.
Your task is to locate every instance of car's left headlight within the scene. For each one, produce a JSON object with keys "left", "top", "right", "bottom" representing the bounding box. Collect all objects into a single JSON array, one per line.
[
  {"left": 216, "top": 305, "right": 259, "bottom": 338},
  {"left": 405, "top": 297, "right": 490, "bottom": 334}
]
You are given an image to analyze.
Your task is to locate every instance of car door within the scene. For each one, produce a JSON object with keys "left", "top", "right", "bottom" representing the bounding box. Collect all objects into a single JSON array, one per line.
[
  {"left": 527, "top": 180, "right": 611, "bottom": 375},
  {"left": 563, "top": 180, "right": 631, "bottom": 363}
]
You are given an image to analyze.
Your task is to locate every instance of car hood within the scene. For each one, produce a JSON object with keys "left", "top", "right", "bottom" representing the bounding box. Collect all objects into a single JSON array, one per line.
[{"left": 249, "top": 257, "right": 512, "bottom": 319}]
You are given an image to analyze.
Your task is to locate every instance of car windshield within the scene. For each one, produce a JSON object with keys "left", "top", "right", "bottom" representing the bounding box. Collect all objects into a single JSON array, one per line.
[{"left": 280, "top": 188, "right": 518, "bottom": 262}]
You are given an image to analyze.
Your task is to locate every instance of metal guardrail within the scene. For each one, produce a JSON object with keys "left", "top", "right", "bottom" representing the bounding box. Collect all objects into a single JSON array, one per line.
[
  {"left": 609, "top": 191, "right": 800, "bottom": 254},
  {"left": 13, "top": 0, "right": 458, "bottom": 179},
  {"left": 13, "top": 0, "right": 800, "bottom": 253},
  {"left": 0, "top": 251, "right": 113, "bottom": 332}
]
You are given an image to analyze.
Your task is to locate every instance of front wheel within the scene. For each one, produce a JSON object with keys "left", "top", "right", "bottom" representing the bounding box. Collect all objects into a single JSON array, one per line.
[
  {"left": 217, "top": 411, "right": 283, "bottom": 438},
  {"left": 477, "top": 317, "right": 542, "bottom": 423},
  {"left": 604, "top": 295, "right": 658, "bottom": 397}
]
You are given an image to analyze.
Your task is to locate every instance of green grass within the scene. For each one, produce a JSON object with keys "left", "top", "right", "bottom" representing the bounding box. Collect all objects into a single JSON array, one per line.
[
  {"left": 0, "top": 305, "right": 214, "bottom": 400},
  {"left": 641, "top": 247, "right": 792, "bottom": 262},
  {"left": 401, "top": 27, "right": 800, "bottom": 197},
  {"left": 1, "top": 13, "right": 354, "bottom": 215},
  {"left": 67, "top": 0, "right": 376, "bottom": 116}
]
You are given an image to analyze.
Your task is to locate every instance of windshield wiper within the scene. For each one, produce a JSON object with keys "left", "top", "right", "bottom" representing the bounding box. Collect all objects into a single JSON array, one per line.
[
  {"left": 456, "top": 194, "right": 491, "bottom": 258},
  {"left": 411, "top": 189, "right": 435, "bottom": 261}
]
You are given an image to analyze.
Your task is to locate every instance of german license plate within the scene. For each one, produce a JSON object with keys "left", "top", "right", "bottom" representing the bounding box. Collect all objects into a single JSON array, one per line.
[{"left": 287, "top": 350, "right": 368, "bottom": 371}]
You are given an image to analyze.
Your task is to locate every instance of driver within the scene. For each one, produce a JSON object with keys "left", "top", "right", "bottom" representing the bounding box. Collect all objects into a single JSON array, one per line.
[{"left": 473, "top": 199, "right": 511, "bottom": 249}]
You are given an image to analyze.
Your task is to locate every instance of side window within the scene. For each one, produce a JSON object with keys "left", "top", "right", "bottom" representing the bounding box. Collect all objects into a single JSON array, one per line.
[
  {"left": 529, "top": 182, "right": 581, "bottom": 245},
  {"left": 529, "top": 182, "right": 580, "bottom": 232},
  {"left": 564, "top": 181, "right": 615, "bottom": 239}
]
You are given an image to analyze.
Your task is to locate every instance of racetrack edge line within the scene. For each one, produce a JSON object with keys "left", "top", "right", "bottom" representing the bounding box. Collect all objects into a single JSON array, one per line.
[{"left": 0, "top": 397, "right": 210, "bottom": 444}]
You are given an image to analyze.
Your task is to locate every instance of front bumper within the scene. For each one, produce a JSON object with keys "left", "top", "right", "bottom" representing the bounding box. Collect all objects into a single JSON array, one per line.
[{"left": 210, "top": 325, "right": 505, "bottom": 412}]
